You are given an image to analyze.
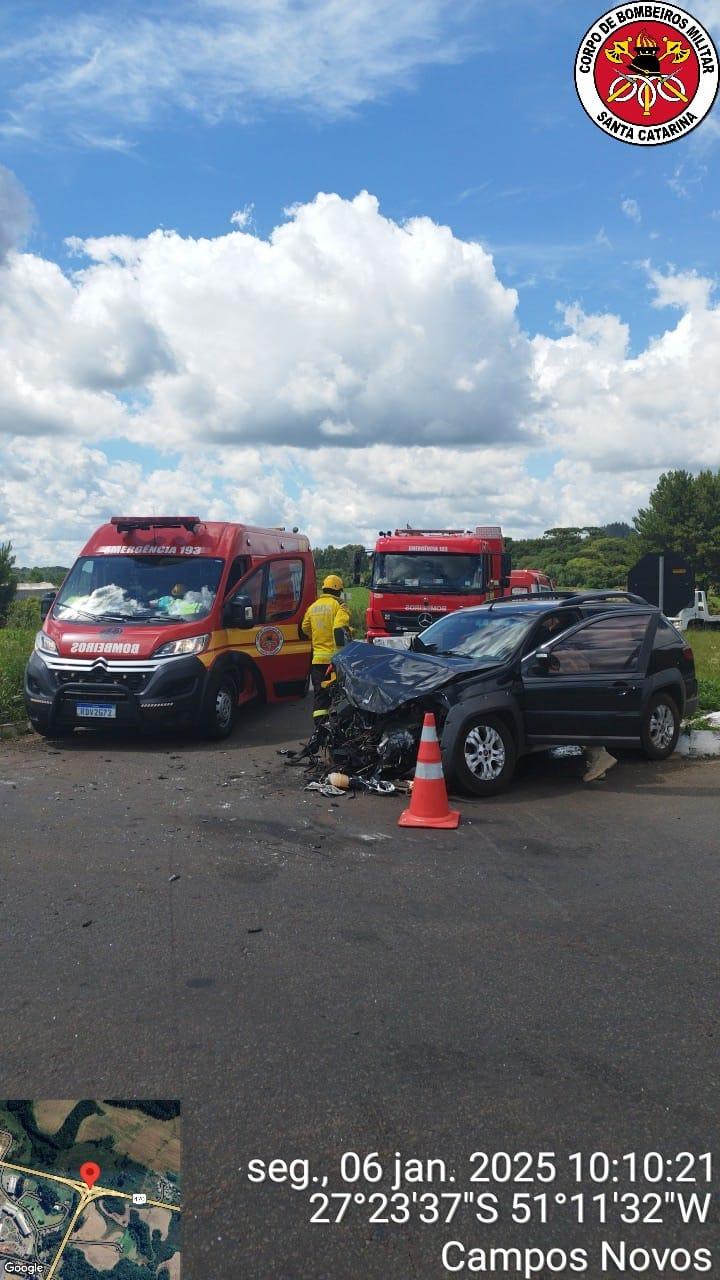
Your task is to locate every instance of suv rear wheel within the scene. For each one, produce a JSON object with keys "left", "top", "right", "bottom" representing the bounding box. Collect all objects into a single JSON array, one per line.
[
  {"left": 450, "top": 715, "right": 517, "bottom": 796},
  {"left": 641, "top": 692, "right": 680, "bottom": 760}
]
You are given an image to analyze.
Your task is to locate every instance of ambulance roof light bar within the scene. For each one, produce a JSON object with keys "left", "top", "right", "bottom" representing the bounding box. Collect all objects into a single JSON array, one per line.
[{"left": 110, "top": 516, "right": 201, "bottom": 533}]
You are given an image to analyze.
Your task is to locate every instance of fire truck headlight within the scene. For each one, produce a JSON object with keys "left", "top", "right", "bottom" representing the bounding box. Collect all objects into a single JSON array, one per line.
[
  {"left": 153, "top": 633, "right": 210, "bottom": 658},
  {"left": 35, "top": 630, "right": 58, "bottom": 656}
]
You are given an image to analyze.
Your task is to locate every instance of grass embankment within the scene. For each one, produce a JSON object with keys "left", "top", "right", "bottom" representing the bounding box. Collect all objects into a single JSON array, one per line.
[
  {"left": 1, "top": 606, "right": 719, "bottom": 728},
  {"left": 345, "top": 584, "right": 369, "bottom": 635},
  {"left": 0, "top": 628, "right": 35, "bottom": 724},
  {"left": 690, "top": 631, "right": 720, "bottom": 711}
]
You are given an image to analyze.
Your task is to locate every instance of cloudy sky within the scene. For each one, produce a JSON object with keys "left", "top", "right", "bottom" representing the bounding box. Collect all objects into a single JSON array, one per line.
[{"left": 1, "top": 0, "right": 719, "bottom": 563}]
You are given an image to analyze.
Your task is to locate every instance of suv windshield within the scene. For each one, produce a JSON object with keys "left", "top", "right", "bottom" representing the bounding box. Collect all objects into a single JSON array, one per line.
[
  {"left": 372, "top": 553, "right": 485, "bottom": 594},
  {"left": 53, "top": 556, "right": 224, "bottom": 624},
  {"left": 417, "top": 610, "right": 534, "bottom": 659}
]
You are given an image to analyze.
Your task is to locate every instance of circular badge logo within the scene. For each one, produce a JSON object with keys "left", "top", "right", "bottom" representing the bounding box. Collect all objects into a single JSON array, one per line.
[
  {"left": 255, "top": 625, "right": 284, "bottom": 656},
  {"left": 575, "top": 4, "right": 719, "bottom": 145}
]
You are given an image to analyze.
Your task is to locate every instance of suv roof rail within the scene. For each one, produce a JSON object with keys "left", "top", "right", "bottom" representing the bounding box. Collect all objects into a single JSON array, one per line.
[
  {"left": 488, "top": 589, "right": 653, "bottom": 610},
  {"left": 564, "top": 590, "right": 650, "bottom": 605},
  {"left": 495, "top": 591, "right": 577, "bottom": 603}
]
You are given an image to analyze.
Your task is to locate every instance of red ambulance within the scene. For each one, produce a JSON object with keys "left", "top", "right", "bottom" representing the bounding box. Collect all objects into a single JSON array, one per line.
[{"left": 25, "top": 516, "right": 316, "bottom": 738}]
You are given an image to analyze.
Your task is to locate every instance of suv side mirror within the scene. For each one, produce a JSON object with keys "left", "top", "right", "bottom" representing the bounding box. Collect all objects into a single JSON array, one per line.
[
  {"left": 225, "top": 593, "right": 254, "bottom": 626},
  {"left": 40, "top": 591, "right": 56, "bottom": 621}
]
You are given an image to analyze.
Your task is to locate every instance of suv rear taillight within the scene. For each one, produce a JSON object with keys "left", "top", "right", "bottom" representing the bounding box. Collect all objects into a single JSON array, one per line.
[{"left": 682, "top": 646, "right": 694, "bottom": 661}]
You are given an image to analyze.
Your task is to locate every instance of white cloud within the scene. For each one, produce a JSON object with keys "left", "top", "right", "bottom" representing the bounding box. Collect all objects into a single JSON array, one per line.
[
  {"left": 621, "top": 198, "right": 641, "bottom": 224},
  {"left": 230, "top": 204, "right": 254, "bottom": 229},
  {"left": 0, "top": 190, "right": 536, "bottom": 450},
  {"left": 0, "top": 0, "right": 481, "bottom": 144},
  {"left": 647, "top": 264, "right": 714, "bottom": 312},
  {"left": 531, "top": 268, "right": 720, "bottom": 473},
  {"left": 0, "top": 165, "right": 33, "bottom": 262},
  {"left": 2, "top": 188, "right": 720, "bottom": 561},
  {"left": 0, "top": 437, "right": 296, "bottom": 564},
  {"left": 0, "top": 436, "right": 629, "bottom": 564}
]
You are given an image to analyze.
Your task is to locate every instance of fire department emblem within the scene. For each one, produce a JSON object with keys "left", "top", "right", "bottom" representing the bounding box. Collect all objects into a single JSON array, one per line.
[
  {"left": 255, "top": 625, "right": 284, "bottom": 656},
  {"left": 575, "top": 4, "right": 718, "bottom": 145}
]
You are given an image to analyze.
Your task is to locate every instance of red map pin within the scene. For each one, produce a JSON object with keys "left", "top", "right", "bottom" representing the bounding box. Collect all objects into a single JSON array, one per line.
[{"left": 79, "top": 1162, "right": 101, "bottom": 1190}]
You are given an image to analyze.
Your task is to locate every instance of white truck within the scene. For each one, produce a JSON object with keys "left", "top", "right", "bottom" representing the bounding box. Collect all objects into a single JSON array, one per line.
[{"left": 668, "top": 589, "right": 720, "bottom": 631}]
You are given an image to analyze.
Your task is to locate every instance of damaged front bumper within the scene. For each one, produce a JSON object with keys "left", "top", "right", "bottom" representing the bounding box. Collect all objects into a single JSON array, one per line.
[{"left": 321, "top": 696, "right": 424, "bottom": 777}]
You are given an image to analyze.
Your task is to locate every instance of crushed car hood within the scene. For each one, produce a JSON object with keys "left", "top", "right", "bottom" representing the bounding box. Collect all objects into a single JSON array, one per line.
[{"left": 333, "top": 640, "right": 496, "bottom": 714}]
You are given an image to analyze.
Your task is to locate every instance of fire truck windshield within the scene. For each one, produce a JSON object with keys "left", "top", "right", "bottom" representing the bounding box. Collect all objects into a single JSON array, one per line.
[
  {"left": 372, "top": 553, "right": 485, "bottom": 594},
  {"left": 53, "top": 555, "right": 224, "bottom": 624}
]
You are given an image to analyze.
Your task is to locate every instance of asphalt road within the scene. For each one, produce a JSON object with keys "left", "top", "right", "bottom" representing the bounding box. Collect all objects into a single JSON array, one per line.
[{"left": 1, "top": 698, "right": 718, "bottom": 1278}]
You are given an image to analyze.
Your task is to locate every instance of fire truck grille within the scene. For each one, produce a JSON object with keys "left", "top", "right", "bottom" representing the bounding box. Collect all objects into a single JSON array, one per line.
[
  {"left": 57, "top": 669, "right": 150, "bottom": 693},
  {"left": 382, "top": 611, "right": 445, "bottom": 633}
]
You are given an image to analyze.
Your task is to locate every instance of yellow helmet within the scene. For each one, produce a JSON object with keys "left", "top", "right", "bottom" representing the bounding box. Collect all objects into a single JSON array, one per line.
[{"left": 322, "top": 574, "right": 344, "bottom": 592}]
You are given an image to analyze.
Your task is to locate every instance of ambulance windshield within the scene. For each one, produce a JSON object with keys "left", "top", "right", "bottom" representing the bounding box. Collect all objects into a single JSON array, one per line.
[{"left": 53, "top": 556, "right": 224, "bottom": 624}]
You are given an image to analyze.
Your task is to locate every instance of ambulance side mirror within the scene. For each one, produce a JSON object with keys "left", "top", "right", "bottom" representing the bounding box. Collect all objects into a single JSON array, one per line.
[
  {"left": 40, "top": 591, "right": 56, "bottom": 621},
  {"left": 225, "top": 593, "right": 254, "bottom": 626}
]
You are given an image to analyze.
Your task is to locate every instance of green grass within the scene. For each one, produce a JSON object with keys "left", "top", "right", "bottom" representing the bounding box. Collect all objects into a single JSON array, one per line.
[
  {"left": 689, "top": 631, "right": 720, "bottom": 711},
  {"left": 345, "top": 585, "right": 369, "bottom": 636},
  {"left": 0, "top": 627, "right": 35, "bottom": 724}
]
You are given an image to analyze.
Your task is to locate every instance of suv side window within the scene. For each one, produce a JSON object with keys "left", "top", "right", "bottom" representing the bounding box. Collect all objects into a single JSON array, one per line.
[
  {"left": 524, "top": 610, "right": 580, "bottom": 653},
  {"left": 549, "top": 614, "right": 650, "bottom": 674},
  {"left": 654, "top": 617, "right": 683, "bottom": 649}
]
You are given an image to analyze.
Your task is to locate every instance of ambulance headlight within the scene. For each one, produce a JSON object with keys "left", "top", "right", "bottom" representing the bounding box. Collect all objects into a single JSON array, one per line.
[
  {"left": 35, "top": 630, "right": 58, "bottom": 656},
  {"left": 153, "top": 633, "right": 210, "bottom": 657}
]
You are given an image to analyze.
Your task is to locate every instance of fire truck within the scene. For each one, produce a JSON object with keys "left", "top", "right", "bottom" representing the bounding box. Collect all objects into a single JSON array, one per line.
[
  {"left": 365, "top": 526, "right": 513, "bottom": 643},
  {"left": 508, "top": 568, "right": 555, "bottom": 595},
  {"left": 25, "top": 515, "right": 316, "bottom": 739}
]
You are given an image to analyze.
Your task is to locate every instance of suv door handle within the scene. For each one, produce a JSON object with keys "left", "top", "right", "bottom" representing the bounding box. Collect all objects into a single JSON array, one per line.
[{"left": 612, "top": 681, "right": 638, "bottom": 696}]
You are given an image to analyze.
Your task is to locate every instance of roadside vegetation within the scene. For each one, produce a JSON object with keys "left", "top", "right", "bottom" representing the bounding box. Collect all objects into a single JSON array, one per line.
[
  {"left": 691, "top": 631, "right": 720, "bottom": 713},
  {"left": 0, "top": 628, "right": 35, "bottom": 724},
  {"left": 345, "top": 584, "right": 369, "bottom": 634}
]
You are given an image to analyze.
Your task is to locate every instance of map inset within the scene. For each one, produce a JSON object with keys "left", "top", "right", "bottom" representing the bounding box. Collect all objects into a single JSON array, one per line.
[{"left": 0, "top": 1101, "right": 181, "bottom": 1280}]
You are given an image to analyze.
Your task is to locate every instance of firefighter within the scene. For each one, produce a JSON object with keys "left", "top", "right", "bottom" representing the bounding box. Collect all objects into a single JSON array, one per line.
[{"left": 301, "top": 575, "right": 352, "bottom": 721}]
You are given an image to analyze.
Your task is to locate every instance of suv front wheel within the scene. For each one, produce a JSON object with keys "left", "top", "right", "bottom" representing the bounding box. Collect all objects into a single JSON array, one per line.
[
  {"left": 200, "top": 672, "right": 237, "bottom": 740},
  {"left": 641, "top": 692, "right": 680, "bottom": 760},
  {"left": 450, "top": 714, "right": 517, "bottom": 796}
]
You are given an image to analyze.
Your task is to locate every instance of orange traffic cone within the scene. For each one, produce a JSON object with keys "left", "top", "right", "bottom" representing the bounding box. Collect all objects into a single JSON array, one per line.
[{"left": 398, "top": 713, "right": 460, "bottom": 829}]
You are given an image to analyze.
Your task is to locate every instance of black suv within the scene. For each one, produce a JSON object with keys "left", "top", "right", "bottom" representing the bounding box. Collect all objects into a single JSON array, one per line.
[{"left": 332, "top": 593, "right": 698, "bottom": 795}]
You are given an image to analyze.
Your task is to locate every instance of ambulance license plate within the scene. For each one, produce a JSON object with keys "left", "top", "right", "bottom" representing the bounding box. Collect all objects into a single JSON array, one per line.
[{"left": 76, "top": 702, "right": 116, "bottom": 719}]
